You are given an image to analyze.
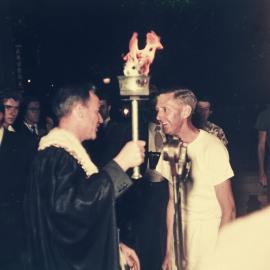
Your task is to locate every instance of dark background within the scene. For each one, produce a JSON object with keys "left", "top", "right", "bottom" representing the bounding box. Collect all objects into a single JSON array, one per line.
[{"left": 1, "top": 0, "right": 270, "bottom": 167}]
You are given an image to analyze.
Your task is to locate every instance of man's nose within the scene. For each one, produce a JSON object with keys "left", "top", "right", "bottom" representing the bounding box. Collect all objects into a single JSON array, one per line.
[
  {"left": 10, "top": 108, "right": 17, "bottom": 114},
  {"left": 156, "top": 111, "right": 162, "bottom": 121}
]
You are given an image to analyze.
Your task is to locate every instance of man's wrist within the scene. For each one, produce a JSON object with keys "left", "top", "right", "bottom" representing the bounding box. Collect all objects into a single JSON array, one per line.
[{"left": 113, "top": 157, "right": 128, "bottom": 172}]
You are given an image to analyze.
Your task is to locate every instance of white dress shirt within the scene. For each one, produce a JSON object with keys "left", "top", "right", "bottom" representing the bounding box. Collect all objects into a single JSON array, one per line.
[{"left": 24, "top": 122, "right": 39, "bottom": 135}]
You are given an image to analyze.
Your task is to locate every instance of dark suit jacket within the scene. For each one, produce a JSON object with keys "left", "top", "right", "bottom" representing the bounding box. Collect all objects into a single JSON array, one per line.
[
  {"left": 0, "top": 129, "right": 22, "bottom": 203},
  {"left": 0, "top": 129, "right": 26, "bottom": 264},
  {"left": 17, "top": 123, "right": 40, "bottom": 146}
]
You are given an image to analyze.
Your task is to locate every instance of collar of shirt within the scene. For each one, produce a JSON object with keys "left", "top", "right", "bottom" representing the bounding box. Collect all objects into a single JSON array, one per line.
[
  {"left": 7, "top": 125, "right": 15, "bottom": 132},
  {"left": 0, "top": 126, "right": 4, "bottom": 145},
  {"left": 24, "top": 122, "right": 38, "bottom": 135}
]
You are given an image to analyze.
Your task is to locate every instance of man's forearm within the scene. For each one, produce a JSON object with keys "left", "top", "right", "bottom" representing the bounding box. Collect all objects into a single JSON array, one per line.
[
  {"left": 257, "top": 131, "right": 267, "bottom": 177},
  {"left": 165, "top": 199, "right": 174, "bottom": 254},
  {"left": 258, "top": 146, "right": 265, "bottom": 175},
  {"left": 220, "top": 207, "right": 236, "bottom": 228},
  {"left": 215, "top": 179, "right": 236, "bottom": 229}
]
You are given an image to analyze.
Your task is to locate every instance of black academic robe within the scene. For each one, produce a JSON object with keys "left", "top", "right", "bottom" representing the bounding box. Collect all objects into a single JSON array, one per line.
[{"left": 24, "top": 147, "right": 132, "bottom": 270}]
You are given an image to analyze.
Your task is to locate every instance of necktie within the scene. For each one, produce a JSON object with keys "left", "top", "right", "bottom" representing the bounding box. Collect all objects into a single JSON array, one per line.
[{"left": 30, "top": 125, "right": 37, "bottom": 135}]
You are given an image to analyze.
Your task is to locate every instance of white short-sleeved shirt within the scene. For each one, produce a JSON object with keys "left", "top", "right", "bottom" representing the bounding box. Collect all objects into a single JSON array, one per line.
[{"left": 156, "top": 129, "right": 234, "bottom": 222}]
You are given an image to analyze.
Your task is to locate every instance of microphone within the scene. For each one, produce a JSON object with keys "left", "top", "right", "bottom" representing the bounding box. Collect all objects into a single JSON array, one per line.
[{"left": 178, "top": 142, "right": 187, "bottom": 177}]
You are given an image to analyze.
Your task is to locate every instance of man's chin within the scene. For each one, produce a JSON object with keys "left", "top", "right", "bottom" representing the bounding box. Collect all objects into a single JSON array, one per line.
[
  {"left": 6, "top": 120, "right": 14, "bottom": 126},
  {"left": 163, "top": 127, "right": 171, "bottom": 135},
  {"left": 90, "top": 133, "right": 97, "bottom": 140},
  {"left": 82, "top": 133, "right": 96, "bottom": 142},
  {"left": 4, "top": 122, "right": 12, "bottom": 128}
]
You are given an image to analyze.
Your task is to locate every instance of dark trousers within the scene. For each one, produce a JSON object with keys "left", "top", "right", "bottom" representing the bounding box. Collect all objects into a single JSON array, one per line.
[
  {"left": 0, "top": 202, "right": 26, "bottom": 270},
  {"left": 133, "top": 179, "right": 168, "bottom": 270}
]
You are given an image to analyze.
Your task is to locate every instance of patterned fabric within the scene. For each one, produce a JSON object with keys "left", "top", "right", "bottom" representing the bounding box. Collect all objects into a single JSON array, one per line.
[
  {"left": 148, "top": 122, "right": 166, "bottom": 152},
  {"left": 203, "top": 121, "right": 228, "bottom": 146}
]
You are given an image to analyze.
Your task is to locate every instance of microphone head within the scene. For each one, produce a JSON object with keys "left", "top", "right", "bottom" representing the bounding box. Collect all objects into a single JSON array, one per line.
[
  {"left": 163, "top": 139, "right": 181, "bottom": 162},
  {"left": 178, "top": 142, "right": 187, "bottom": 176}
]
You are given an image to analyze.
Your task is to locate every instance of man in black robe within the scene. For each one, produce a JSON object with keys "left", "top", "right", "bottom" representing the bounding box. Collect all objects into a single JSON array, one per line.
[{"left": 24, "top": 83, "right": 145, "bottom": 270}]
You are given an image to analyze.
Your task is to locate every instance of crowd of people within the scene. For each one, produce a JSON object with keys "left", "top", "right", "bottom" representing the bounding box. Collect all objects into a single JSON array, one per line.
[{"left": 0, "top": 83, "right": 269, "bottom": 270}]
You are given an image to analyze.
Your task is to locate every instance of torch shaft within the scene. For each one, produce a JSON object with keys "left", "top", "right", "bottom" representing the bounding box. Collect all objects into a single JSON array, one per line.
[{"left": 131, "top": 98, "right": 142, "bottom": 179}]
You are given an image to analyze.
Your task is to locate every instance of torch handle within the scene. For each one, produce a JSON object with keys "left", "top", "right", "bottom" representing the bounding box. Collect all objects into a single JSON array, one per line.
[{"left": 131, "top": 98, "right": 142, "bottom": 179}]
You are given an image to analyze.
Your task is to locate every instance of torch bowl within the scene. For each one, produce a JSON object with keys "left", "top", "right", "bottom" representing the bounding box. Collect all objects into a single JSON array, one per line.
[{"left": 118, "top": 75, "right": 150, "bottom": 96}]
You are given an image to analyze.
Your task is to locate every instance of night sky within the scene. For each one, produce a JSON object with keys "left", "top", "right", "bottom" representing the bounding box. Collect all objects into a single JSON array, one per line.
[
  {"left": 3, "top": 0, "right": 269, "bottom": 166},
  {"left": 10, "top": 0, "right": 270, "bottom": 105}
]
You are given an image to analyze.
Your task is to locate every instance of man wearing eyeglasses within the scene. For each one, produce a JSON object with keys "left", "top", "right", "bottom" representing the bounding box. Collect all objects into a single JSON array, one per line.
[
  {"left": 0, "top": 97, "right": 25, "bottom": 270},
  {"left": 0, "top": 91, "right": 21, "bottom": 132},
  {"left": 18, "top": 96, "right": 43, "bottom": 138}
]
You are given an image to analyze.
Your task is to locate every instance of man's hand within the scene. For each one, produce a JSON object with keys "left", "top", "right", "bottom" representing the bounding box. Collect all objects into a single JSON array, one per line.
[
  {"left": 162, "top": 252, "right": 172, "bottom": 270},
  {"left": 114, "top": 141, "right": 145, "bottom": 172},
  {"left": 259, "top": 172, "right": 268, "bottom": 187},
  {"left": 215, "top": 179, "right": 236, "bottom": 228},
  {"left": 119, "top": 243, "right": 140, "bottom": 270}
]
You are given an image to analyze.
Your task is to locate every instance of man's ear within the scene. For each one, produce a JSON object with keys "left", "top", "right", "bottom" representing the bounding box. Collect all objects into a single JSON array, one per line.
[
  {"left": 182, "top": 104, "right": 192, "bottom": 119},
  {"left": 73, "top": 103, "right": 85, "bottom": 119}
]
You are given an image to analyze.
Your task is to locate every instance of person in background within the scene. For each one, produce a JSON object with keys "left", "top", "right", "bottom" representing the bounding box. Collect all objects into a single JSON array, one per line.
[
  {"left": 155, "top": 88, "right": 235, "bottom": 270},
  {"left": 83, "top": 89, "right": 131, "bottom": 169},
  {"left": 0, "top": 90, "right": 21, "bottom": 132},
  {"left": 16, "top": 97, "right": 45, "bottom": 157},
  {"left": 0, "top": 103, "right": 26, "bottom": 270},
  {"left": 195, "top": 97, "right": 228, "bottom": 146},
  {"left": 45, "top": 114, "right": 56, "bottom": 134},
  {"left": 18, "top": 96, "right": 44, "bottom": 138},
  {"left": 255, "top": 104, "right": 270, "bottom": 202},
  {"left": 25, "top": 83, "right": 145, "bottom": 270}
]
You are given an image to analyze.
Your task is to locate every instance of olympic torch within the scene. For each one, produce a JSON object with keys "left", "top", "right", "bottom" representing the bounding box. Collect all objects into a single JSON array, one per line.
[{"left": 118, "top": 31, "right": 163, "bottom": 179}]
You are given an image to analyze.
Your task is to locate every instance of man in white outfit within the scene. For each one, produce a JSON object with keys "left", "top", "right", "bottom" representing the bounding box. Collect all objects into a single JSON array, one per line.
[{"left": 155, "top": 88, "right": 235, "bottom": 270}]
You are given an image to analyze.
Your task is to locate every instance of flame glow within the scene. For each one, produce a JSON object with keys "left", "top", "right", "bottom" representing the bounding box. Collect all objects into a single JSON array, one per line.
[{"left": 123, "top": 31, "right": 163, "bottom": 76}]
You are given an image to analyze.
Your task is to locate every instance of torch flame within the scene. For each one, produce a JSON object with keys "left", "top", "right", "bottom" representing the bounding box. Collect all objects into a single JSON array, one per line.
[{"left": 123, "top": 31, "right": 163, "bottom": 76}]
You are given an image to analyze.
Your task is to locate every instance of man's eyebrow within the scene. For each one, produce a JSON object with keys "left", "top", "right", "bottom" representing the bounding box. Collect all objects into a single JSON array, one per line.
[{"left": 4, "top": 104, "right": 19, "bottom": 108}]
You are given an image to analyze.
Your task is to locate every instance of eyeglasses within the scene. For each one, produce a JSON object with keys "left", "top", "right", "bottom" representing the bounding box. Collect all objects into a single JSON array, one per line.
[{"left": 4, "top": 104, "right": 19, "bottom": 111}]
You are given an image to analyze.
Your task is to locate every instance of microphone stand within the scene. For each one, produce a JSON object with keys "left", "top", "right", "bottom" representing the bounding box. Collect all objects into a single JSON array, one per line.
[{"left": 163, "top": 140, "right": 188, "bottom": 270}]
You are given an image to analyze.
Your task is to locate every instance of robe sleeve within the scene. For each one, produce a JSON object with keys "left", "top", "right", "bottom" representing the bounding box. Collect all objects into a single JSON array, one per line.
[
  {"left": 103, "top": 160, "right": 133, "bottom": 198},
  {"left": 47, "top": 149, "right": 131, "bottom": 229}
]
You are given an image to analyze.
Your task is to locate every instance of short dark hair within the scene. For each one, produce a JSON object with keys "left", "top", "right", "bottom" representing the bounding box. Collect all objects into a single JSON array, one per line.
[
  {"left": 160, "top": 88, "right": 197, "bottom": 113},
  {"left": 197, "top": 95, "right": 213, "bottom": 107},
  {"left": 52, "top": 83, "right": 96, "bottom": 120},
  {"left": 0, "top": 89, "right": 22, "bottom": 105},
  {"left": 21, "top": 96, "right": 40, "bottom": 116}
]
